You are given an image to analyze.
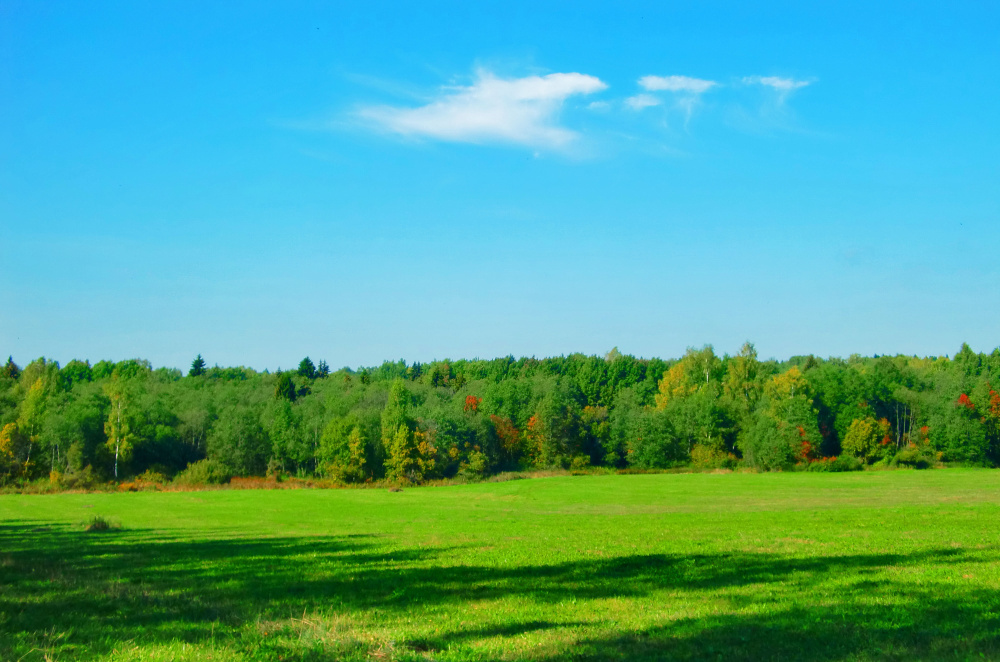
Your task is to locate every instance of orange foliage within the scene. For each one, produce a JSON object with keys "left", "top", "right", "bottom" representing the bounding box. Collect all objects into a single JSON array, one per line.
[
  {"left": 463, "top": 395, "right": 482, "bottom": 412},
  {"left": 989, "top": 390, "right": 1000, "bottom": 419},
  {"left": 490, "top": 415, "right": 521, "bottom": 458}
]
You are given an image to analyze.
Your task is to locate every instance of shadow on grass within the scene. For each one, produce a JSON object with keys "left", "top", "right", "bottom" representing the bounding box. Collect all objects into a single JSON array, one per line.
[{"left": 1, "top": 522, "right": 998, "bottom": 660}]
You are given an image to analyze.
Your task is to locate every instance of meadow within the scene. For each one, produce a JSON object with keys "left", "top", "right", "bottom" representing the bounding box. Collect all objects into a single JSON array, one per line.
[{"left": 2, "top": 470, "right": 999, "bottom": 661}]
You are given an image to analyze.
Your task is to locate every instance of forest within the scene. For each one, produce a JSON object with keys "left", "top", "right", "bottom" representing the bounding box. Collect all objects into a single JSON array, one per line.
[{"left": 1, "top": 343, "right": 998, "bottom": 488}]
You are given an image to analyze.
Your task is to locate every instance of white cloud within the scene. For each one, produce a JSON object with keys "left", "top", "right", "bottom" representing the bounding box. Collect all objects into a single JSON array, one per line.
[
  {"left": 743, "top": 76, "right": 811, "bottom": 91},
  {"left": 625, "top": 93, "right": 662, "bottom": 111},
  {"left": 358, "top": 70, "right": 607, "bottom": 149},
  {"left": 639, "top": 75, "right": 718, "bottom": 94}
]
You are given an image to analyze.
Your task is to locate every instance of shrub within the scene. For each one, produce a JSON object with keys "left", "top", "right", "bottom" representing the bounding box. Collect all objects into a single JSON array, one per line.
[
  {"left": 137, "top": 469, "right": 168, "bottom": 484},
  {"left": 458, "top": 450, "right": 489, "bottom": 480},
  {"left": 84, "top": 515, "right": 120, "bottom": 533},
  {"left": 803, "top": 456, "right": 863, "bottom": 472},
  {"left": 690, "top": 444, "right": 738, "bottom": 470},
  {"left": 891, "top": 445, "right": 940, "bottom": 469},
  {"left": 828, "top": 455, "right": 863, "bottom": 472},
  {"left": 50, "top": 465, "right": 101, "bottom": 491},
  {"left": 173, "top": 459, "right": 232, "bottom": 486},
  {"left": 266, "top": 458, "right": 285, "bottom": 481},
  {"left": 118, "top": 469, "right": 170, "bottom": 492}
]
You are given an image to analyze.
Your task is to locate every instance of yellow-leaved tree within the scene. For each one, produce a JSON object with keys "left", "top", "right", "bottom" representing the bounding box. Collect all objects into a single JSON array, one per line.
[
  {"left": 15, "top": 378, "right": 47, "bottom": 477},
  {"left": 0, "top": 422, "right": 26, "bottom": 480},
  {"left": 103, "top": 374, "right": 136, "bottom": 479},
  {"left": 842, "top": 416, "right": 892, "bottom": 464}
]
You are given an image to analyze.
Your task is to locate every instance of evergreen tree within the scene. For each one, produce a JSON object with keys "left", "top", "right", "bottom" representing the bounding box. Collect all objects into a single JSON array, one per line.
[
  {"left": 3, "top": 356, "right": 20, "bottom": 381},
  {"left": 189, "top": 354, "right": 207, "bottom": 377},
  {"left": 274, "top": 372, "right": 297, "bottom": 402},
  {"left": 297, "top": 357, "right": 317, "bottom": 379}
]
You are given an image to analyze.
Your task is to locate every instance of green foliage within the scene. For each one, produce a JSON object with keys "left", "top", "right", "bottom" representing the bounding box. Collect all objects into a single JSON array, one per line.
[
  {"left": 60, "top": 359, "right": 93, "bottom": 388},
  {"left": 737, "top": 411, "right": 800, "bottom": 471},
  {"left": 802, "top": 455, "right": 864, "bottom": 472},
  {"left": 380, "top": 380, "right": 412, "bottom": 441},
  {"left": 208, "top": 407, "right": 270, "bottom": 476},
  {"left": 103, "top": 373, "right": 138, "bottom": 479},
  {"left": 527, "top": 379, "right": 584, "bottom": 467},
  {"left": 297, "top": 357, "right": 316, "bottom": 380},
  {"left": 623, "top": 408, "right": 686, "bottom": 469},
  {"left": 274, "top": 372, "right": 297, "bottom": 402},
  {"left": 173, "top": 458, "right": 232, "bottom": 485},
  {"left": 3, "top": 356, "right": 20, "bottom": 380},
  {"left": 319, "top": 417, "right": 369, "bottom": 483},
  {"left": 841, "top": 416, "right": 892, "bottom": 464},
  {"left": 384, "top": 424, "right": 420, "bottom": 482},
  {"left": 189, "top": 354, "right": 207, "bottom": 377},
  {"left": 49, "top": 464, "right": 100, "bottom": 490},
  {"left": 1, "top": 343, "right": 999, "bottom": 484},
  {"left": 891, "top": 445, "right": 938, "bottom": 469}
]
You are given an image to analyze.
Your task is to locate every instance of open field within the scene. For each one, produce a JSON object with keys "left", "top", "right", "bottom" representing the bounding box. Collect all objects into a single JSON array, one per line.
[{"left": 3, "top": 471, "right": 1000, "bottom": 661}]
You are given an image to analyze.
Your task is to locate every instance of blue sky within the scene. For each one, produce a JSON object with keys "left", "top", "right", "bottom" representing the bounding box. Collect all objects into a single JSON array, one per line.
[{"left": 2, "top": 1, "right": 998, "bottom": 371}]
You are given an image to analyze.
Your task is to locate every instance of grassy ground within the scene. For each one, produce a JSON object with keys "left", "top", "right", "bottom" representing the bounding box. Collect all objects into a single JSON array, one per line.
[{"left": 2, "top": 470, "right": 999, "bottom": 661}]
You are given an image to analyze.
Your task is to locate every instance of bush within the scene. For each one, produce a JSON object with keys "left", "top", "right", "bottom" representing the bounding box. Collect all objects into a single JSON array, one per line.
[
  {"left": 173, "top": 459, "right": 232, "bottom": 486},
  {"left": 891, "top": 445, "right": 940, "bottom": 469},
  {"left": 137, "top": 469, "right": 168, "bottom": 484},
  {"left": 84, "top": 515, "right": 120, "bottom": 533},
  {"left": 118, "top": 469, "right": 170, "bottom": 492},
  {"left": 803, "top": 456, "right": 863, "bottom": 472},
  {"left": 828, "top": 456, "right": 864, "bottom": 472},
  {"left": 690, "top": 444, "right": 738, "bottom": 470},
  {"left": 458, "top": 450, "right": 489, "bottom": 480},
  {"left": 50, "top": 465, "right": 101, "bottom": 491}
]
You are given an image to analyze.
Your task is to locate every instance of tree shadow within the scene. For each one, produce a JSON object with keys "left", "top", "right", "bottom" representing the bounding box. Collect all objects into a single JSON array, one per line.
[
  {"left": 559, "top": 593, "right": 1000, "bottom": 661},
  {"left": 1, "top": 522, "right": 998, "bottom": 660}
]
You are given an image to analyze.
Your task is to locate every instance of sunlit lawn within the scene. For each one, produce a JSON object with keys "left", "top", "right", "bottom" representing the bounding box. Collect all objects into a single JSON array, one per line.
[{"left": 2, "top": 470, "right": 1000, "bottom": 660}]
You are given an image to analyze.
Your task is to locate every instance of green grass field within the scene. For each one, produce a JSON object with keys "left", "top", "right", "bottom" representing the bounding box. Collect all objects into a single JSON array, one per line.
[{"left": 3, "top": 471, "right": 1000, "bottom": 661}]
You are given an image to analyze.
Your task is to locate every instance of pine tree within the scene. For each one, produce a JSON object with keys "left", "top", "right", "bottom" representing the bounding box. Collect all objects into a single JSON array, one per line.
[
  {"left": 3, "top": 356, "right": 20, "bottom": 380},
  {"left": 189, "top": 354, "right": 207, "bottom": 377},
  {"left": 297, "top": 357, "right": 317, "bottom": 379},
  {"left": 274, "top": 372, "right": 297, "bottom": 402}
]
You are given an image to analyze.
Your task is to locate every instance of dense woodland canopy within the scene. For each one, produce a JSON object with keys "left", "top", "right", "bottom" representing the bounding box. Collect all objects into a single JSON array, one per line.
[{"left": 1, "top": 343, "right": 999, "bottom": 487}]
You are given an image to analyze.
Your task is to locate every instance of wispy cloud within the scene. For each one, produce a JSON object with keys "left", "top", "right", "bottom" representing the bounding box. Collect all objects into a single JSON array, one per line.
[
  {"left": 742, "top": 76, "right": 812, "bottom": 106},
  {"left": 631, "top": 75, "right": 719, "bottom": 124},
  {"left": 639, "top": 75, "right": 718, "bottom": 94},
  {"left": 625, "top": 93, "right": 662, "bottom": 111},
  {"left": 743, "top": 75, "right": 810, "bottom": 91},
  {"left": 358, "top": 70, "right": 607, "bottom": 150}
]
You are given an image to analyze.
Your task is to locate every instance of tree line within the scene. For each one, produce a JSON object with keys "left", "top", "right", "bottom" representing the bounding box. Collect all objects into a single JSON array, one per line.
[{"left": 1, "top": 343, "right": 998, "bottom": 487}]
